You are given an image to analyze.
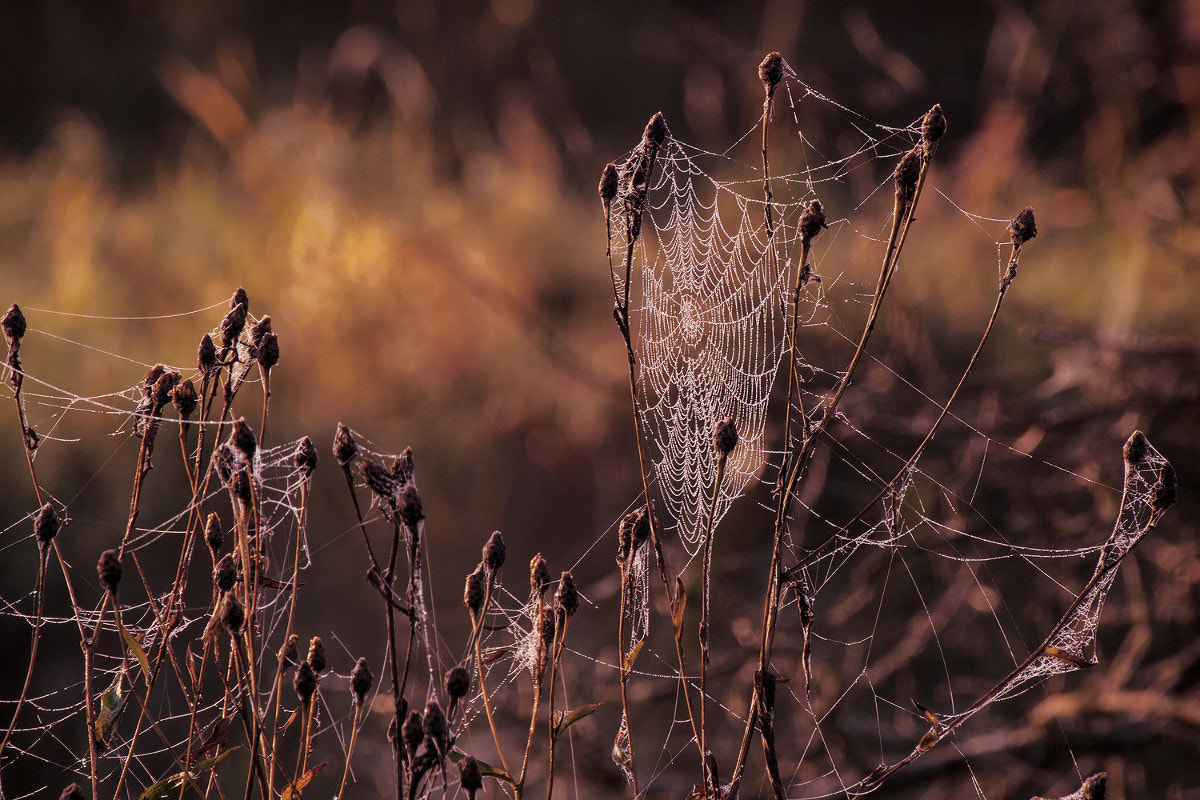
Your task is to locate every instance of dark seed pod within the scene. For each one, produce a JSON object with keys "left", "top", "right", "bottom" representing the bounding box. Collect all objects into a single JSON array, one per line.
[
  {"left": 197, "top": 333, "right": 217, "bottom": 376},
  {"left": 257, "top": 332, "right": 279, "bottom": 371},
  {"left": 35, "top": 502, "right": 59, "bottom": 546},
  {"left": 759, "top": 51, "right": 783, "bottom": 93},
  {"left": 333, "top": 422, "right": 357, "bottom": 467},
  {"left": 306, "top": 636, "right": 327, "bottom": 673},
  {"left": 1008, "top": 206, "right": 1037, "bottom": 246},
  {"left": 554, "top": 570, "right": 579, "bottom": 618},
  {"left": 459, "top": 755, "right": 483, "bottom": 795},
  {"left": 1152, "top": 464, "right": 1177, "bottom": 513},
  {"left": 230, "top": 287, "right": 250, "bottom": 315},
  {"left": 539, "top": 606, "right": 556, "bottom": 647},
  {"left": 422, "top": 699, "right": 449, "bottom": 752},
  {"left": 249, "top": 315, "right": 272, "bottom": 353},
  {"left": 279, "top": 633, "right": 300, "bottom": 670},
  {"left": 1123, "top": 431, "right": 1149, "bottom": 466},
  {"left": 59, "top": 782, "right": 85, "bottom": 800},
  {"left": 214, "top": 553, "right": 238, "bottom": 593},
  {"left": 392, "top": 447, "right": 415, "bottom": 485},
  {"left": 362, "top": 459, "right": 398, "bottom": 506},
  {"left": 921, "top": 104, "right": 947, "bottom": 149},
  {"left": 293, "top": 436, "right": 318, "bottom": 479},
  {"left": 229, "top": 469, "right": 253, "bottom": 507},
  {"left": 220, "top": 591, "right": 245, "bottom": 635},
  {"left": 530, "top": 553, "right": 550, "bottom": 597},
  {"left": 231, "top": 418, "right": 257, "bottom": 463},
  {"left": 204, "top": 512, "right": 223, "bottom": 553},
  {"left": 142, "top": 364, "right": 167, "bottom": 401},
  {"left": 350, "top": 657, "right": 373, "bottom": 704},
  {"left": 399, "top": 484, "right": 424, "bottom": 529},
  {"left": 151, "top": 370, "right": 180, "bottom": 409},
  {"left": 599, "top": 163, "right": 619, "bottom": 211},
  {"left": 464, "top": 564, "right": 485, "bottom": 615},
  {"left": 171, "top": 379, "right": 198, "bottom": 420},
  {"left": 799, "top": 199, "right": 827, "bottom": 244},
  {"left": 402, "top": 708, "right": 424, "bottom": 753},
  {"left": 97, "top": 549, "right": 122, "bottom": 595},
  {"left": 445, "top": 665, "right": 470, "bottom": 700},
  {"left": 2, "top": 304, "right": 26, "bottom": 344},
  {"left": 894, "top": 145, "right": 923, "bottom": 202},
  {"left": 483, "top": 530, "right": 506, "bottom": 573},
  {"left": 644, "top": 111, "right": 667, "bottom": 150},
  {"left": 713, "top": 416, "right": 738, "bottom": 457},
  {"left": 220, "top": 303, "right": 247, "bottom": 349},
  {"left": 293, "top": 660, "right": 317, "bottom": 704}
]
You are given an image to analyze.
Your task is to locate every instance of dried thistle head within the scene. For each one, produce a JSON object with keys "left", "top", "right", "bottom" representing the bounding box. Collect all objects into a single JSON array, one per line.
[
  {"left": 1008, "top": 206, "right": 1037, "bottom": 246},
  {"left": 35, "top": 502, "right": 59, "bottom": 547},
  {"left": 171, "top": 379, "right": 198, "bottom": 420},
  {"left": 422, "top": 699, "right": 449, "bottom": 751},
  {"left": 554, "top": 570, "right": 579, "bottom": 618},
  {"left": 392, "top": 446, "right": 415, "bottom": 485},
  {"left": 1152, "top": 464, "right": 1178, "bottom": 513},
  {"left": 293, "top": 436, "right": 318, "bottom": 479},
  {"left": 759, "top": 51, "right": 783, "bottom": 95},
  {"left": 402, "top": 708, "right": 424, "bottom": 755},
  {"left": 204, "top": 512, "right": 223, "bottom": 553},
  {"left": 643, "top": 111, "right": 667, "bottom": 150},
  {"left": 230, "top": 418, "right": 257, "bottom": 463},
  {"left": 220, "top": 303, "right": 247, "bottom": 349},
  {"left": 445, "top": 665, "right": 470, "bottom": 700},
  {"left": 799, "top": 199, "right": 828, "bottom": 244},
  {"left": 713, "top": 416, "right": 738, "bottom": 457},
  {"left": 214, "top": 553, "right": 238, "bottom": 593},
  {"left": 350, "top": 657, "right": 373, "bottom": 705},
  {"left": 618, "top": 505, "right": 650, "bottom": 562},
  {"left": 59, "top": 783, "right": 85, "bottom": 800},
  {"left": 230, "top": 287, "right": 250, "bottom": 315},
  {"left": 279, "top": 633, "right": 299, "bottom": 670},
  {"left": 220, "top": 591, "right": 245, "bottom": 635},
  {"left": 197, "top": 333, "right": 217, "bottom": 376},
  {"left": 920, "top": 104, "right": 946, "bottom": 151},
  {"left": 599, "top": 163, "right": 619, "bottom": 212},
  {"left": 894, "top": 145, "right": 923, "bottom": 202},
  {"left": 530, "top": 553, "right": 550, "bottom": 597},
  {"left": 464, "top": 563, "right": 485, "bottom": 615},
  {"left": 257, "top": 331, "right": 279, "bottom": 371},
  {"left": 333, "top": 422, "right": 357, "bottom": 467},
  {"left": 2, "top": 304, "right": 26, "bottom": 345},
  {"left": 249, "top": 315, "right": 272, "bottom": 353},
  {"left": 399, "top": 484, "right": 424, "bottom": 529},
  {"left": 1123, "top": 431, "right": 1149, "bottom": 466},
  {"left": 458, "top": 755, "right": 483, "bottom": 797},
  {"left": 142, "top": 364, "right": 167, "bottom": 401},
  {"left": 483, "top": 530, "right": 506, "bottom": 573},
  {"left": 293, "top": 660, "right": 317, "bottom": 704},
  {"left": 97, "top": 549, "right": 122, "bottom": 595},
  {"left": 306, "top": 636, "right": 327, "bottom": 673},
  {"left": 362, "top": 459, "right": 398, "bottom": 508}
]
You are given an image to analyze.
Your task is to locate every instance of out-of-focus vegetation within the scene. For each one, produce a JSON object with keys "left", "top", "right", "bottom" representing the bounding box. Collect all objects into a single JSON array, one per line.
[{"left": 1, "top": 1, "right": 1198, "bottom": 797}]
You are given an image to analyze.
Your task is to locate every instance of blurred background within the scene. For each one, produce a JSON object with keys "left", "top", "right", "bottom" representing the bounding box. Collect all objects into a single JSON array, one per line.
[{"left": 1, "top": 1, "right": 1198, "bottom": 798}]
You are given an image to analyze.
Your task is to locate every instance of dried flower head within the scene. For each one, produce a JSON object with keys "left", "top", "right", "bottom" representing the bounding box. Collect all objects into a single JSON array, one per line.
[
  {"left": 399, "top": 484, "right": 424, "bottom": 529},
  {"left": 151, "top": 370, "right": 181, "bottom": 409},
  {"left": 333, "top": 422, "right": 357, "bottom": 467},
  {"left": 293, "top": 660, "right": 317, "bottom": 704},
  {"left": 230, "top": 287, "right": 250, "bottom": 315},
  {"left": 422, "top": 699, "right": 449, "bottom": 752},
  {"left": 59, "top": 783, "right": 85, "bottom": 800},
  {"left": 142, "top": 364, "right": 167, "bottom": 401},
  {"left": 392, "top": 447, "right": 415, "bottom": 485},
  {"left": 894, "top": 145, "right": 923, "bottom": 202},
  {"left": 1123, "top": 431, "right": 1149, "bottom": 466},
  {"left": 459, "top": 755, "right": 483, "bottom": 796},
  {"left": 279, "top": 633, "right": 299, "bottom": 669},
  {"left": 483, "top": 530, "right": 506, "bottom": 573},
  {"left": 307, "top": 636, "right": 327, "bottom": 673},
  {"left": 350, "top": 657, "right": 373, "bottom": 704},
  {"left": 229, "top": 469, "right": 253, "bottom": 507},
  {"left": 464, "top": 564, "right": 485, "bottom": 615},
  {"left": 97, "top": 549, "right": 122, "bottom": 595},
  {"left": 171, "top": 379, "right": 198, "bottom": 420},
  {"left": 1009, "top": 206, "right": 1037, "bottom": 246},
  {"left": 713, "top": 416, "right": 738, "bottom": 457},
  {"left": 197, "top": 333, "right": 217, "bottom": 376},
  {"left": 530, "top": 553, "right": 550, "bottom": 597},
  {"left": 759, "top": 51, "right": 783, "bottom": 94},
  {"left": 1152, "top": 464, "right": 1178, "bottom": 513},
  {"left": 220, "top": 591, "right": 245, "bottom": 635},
  {"left": 921, "top": 104, "right": 947, "bottom": 150},
  {"left": 293, "top": 436, "right": 318, "bottom": 479},
  {"left": 362, "top": 459, "right": 398, "bottom": 507},
  {"left": 249, "top": 315, "right": 272, "bottom": 352},
  {"left": 2, "top": 304, "right": 26, "bottom": 345},
  {"left": 35, "top": 502, "right": 59, "bottom": 547},
  {"left": 402, "top": 709, "right": 424, "bottom": 756},
  {"left": 257, "top": 332, "right": 279, "bottom": 371},
  {"left": 220, "top": 303, "right": 247, "bottom": 349},
  {"left": 599, "top": 163, "right": 619, "bottom": 211},
  {"left": 799, "top": 199, "right": 827, "bottom": 244},
  {"left": 204, "top": 512, "right": 223, "bottom": 553},
  {"left": 554, "top": 570, "right": 579, "bottom": 618},
  {"left": 445, "top": 665, "right": 470, "bottom": 699},
  {"left": 214, "top": 553, "right": 238, "bottom": 593},
  {"left": 644, "top": 111, "right": 667, "bottom": 150},
  {"left": 231, "top": 418, "right": 257, "bottom": 463}
]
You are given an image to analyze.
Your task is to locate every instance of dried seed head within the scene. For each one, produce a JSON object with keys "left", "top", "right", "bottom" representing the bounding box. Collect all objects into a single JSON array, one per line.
[
  {"left": 307, "top": 636, "right": 327, "bottom": 673},
  {"left": 464, "top": 563, "right": 485, "bottom": 615},
  {"left": 759, "top": 51, "right": 783, "bottom": 93},
  {"left": 257, "top": 331, "right": 279, "bottom": 371},
  {"left": 422, "top": 699, "right": 448, "bottom": 747},
  {"left": 333, "top": 422, "right": 357, "bottom": 467},
  {"left": 399, "top": 484, "right": 424, "bottom": 529},
  {"left": 618, "top": 506, "right": 650, "bottom": 559},
  {"left": 153, "top": 371, "right": 181, "bottom": 409},
  {"left": 483, "top": 530, "right": 506, "bottom": 573},
  {"left": 445, "top": 665, "right": 470, "bottom": 699},
  {"left": 459, "top": 755, "right": 483, "bottom": 794},
  {"left": 713, "top": 416, "right": 738, "bottom": 457},
  {"left": 799, "top": 199, "right": 828, "bottom": 244},
  {"left": 643, "top": 111, "right": 667, "bottom": 150},
  {"left": 362, "top": 459, "right": 398, "bottom": 506},
  {"left": 293, "top": 659, "right": 317, "bottom": 704},
  {"left": 530, "top": 553, "right": 550, "bottom": 596},
  {"left": 293, "top": 436, "right": 318, "bottom": 479},
  {"left": 204, "top": 512, "right": 223, "bottom": 553},
  {"left": 350, "top": 656, "right": 373, "bottom": 704},
  {"left": 402, "top": 708, "right": 424, "bottom": 753},
  {"left": 230, "top": 287, "right": 250, "bottom": 315},
  {"left": 1152, "top": 464, "right": 1177, "bottom": 513},
  {"left": 921, "top": 104, "right": 947, "bottom": 150},
  {"left": 59, "top": 782, "right": 85, "bottom": 800},
  {"left": 1009, "top": 206, "right": 1037, "bottom": 245},
  {"left": 171, "top": 379, "right": 198, "bottom": 420},
  {"left": 279, "top": 633, "right": 300, "bottom": 669},
  {"left": 392, "top": 447, "right": 415, "bottom": 485},
  {"left": 97, "top": 549, "right": 122, "bottom": 595},
  {"left": 35, "top": 502, "right": 59, "bottom": 546},
  {"left": 894, "top": 145, "right": 923, "bottom": 202},
  {"left": 2, "top": 304, "right": 25, "bottom": 345},
  {"left": 220, "top": 591, "right": 245, "bottom": 635},
  {"left": 231, "top": 418, "right": 257, "bottom": 463},
  {"left": 214, "top": 553, "right": 238, "bottom": 593},
  {"left": 554, "top": 570, "right": 579, "bottom": 618},
  {"left": 221, "top": 303, "right": 247, "bottom": 349},
  {"left": 539, "top": 605, "right": 557, "bottom": 647},
  {"left": 197, "top": 333, "right": 217, "bottom": 376},
  {"left": 1078, "top": 772, "right": 1107, "bottom": 800},
  {"left": 229, "top": 469, "right": 253, "bottom": 507},
  {"left": 599, "top": 163, "right": 619, "bottom": 210},
  {"left": 249, "top": 315, "right": 272, "bottom": 353},
  {"left": 1123, "top": 431, "right": 1149, "bottom": 466},
  {"left": 142, "top": 364, "right": 167, "bottom": 400}
]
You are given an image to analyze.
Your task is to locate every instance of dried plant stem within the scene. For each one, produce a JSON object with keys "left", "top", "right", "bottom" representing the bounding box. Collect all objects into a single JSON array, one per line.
[
  {"left": 615, "top": 565, "right": 639, "bottom": 797},
  {"left": 697, "top": 452, "right": 727, "bottom": 780},
  {"left": 544, "top": 614, "right": 571, "bottom": 800},
  {"left": 471, "top": 574, "right": 513, "bottom": 782},
  {"left": 0, "top": 548, "right": 48, "bottom": 757},
  {"left": 336, "top": 701, "right": 367, "bottom": 800}
]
